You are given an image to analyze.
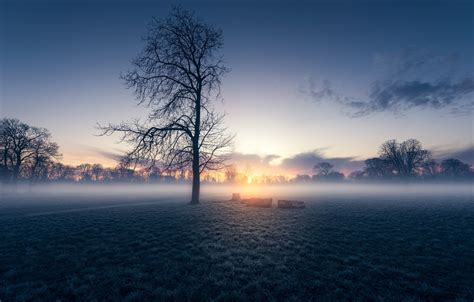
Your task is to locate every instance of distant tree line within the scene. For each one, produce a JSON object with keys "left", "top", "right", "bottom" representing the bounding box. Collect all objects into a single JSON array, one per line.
[
  {"left": 350, "top": 139, "right": 472, "bottom": 181},
  {"left": 1, "top": 118, "right": 472, "bottom": 184},
  {"left": 292, "top": 162, "right": 345, "bottom": 183},
  {"left": 293, "top": 139, "right": 473, "bottom": 183},
  {"left": 0, "top": 118, "right": 187, "bottom": 183}
]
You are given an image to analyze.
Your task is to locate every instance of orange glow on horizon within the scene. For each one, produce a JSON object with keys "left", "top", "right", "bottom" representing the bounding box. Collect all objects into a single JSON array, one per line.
[{"left": 247, "top": 176, "right": 253, "bottom": 184}]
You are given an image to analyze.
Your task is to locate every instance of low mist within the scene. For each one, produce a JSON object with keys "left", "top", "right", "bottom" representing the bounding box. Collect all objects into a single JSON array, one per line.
[{"left": 1, "top": 183, "right": 472, "bottom": 206}]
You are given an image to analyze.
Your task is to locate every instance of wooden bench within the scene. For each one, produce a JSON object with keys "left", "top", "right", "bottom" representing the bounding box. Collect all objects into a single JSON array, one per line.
[
  {"left": 230, "top": 193, "right": 241, "bottom": 201},
  {"left": 242, "top": 198, "right": 272, "bottom": 208}
]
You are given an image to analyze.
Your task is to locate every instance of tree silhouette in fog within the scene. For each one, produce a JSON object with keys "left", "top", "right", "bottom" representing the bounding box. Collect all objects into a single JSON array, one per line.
[
  {"left": 224, "top": 164, "right": 237, "bottom": 183},
  {"left": 347, "top": 139, "right": 473, "bottom": 181},
  {"left": 100, "top": 7, "right": 233, "bottom": 203},
  {"left": 313, "top": 162, "right": 333, "bottom": 176},
  {"left": 421, "top": 159, "right": 438, "bottom": 178},
  {"left": 441, "top": 159, "right": 471, "bottom": 178},
  {"left": 1, "top": 118, "right": 471, "bottom": 184},
  {"left": 312, "top": 162, "right": 344, "bottom": 181},
  {"left": 0, "top": 118, "right": 60, "bottom": 182},
  {"left": 364, "top": 158, "right": 394, "bottom": 179},
  {"left": 379, "top": 139, "right": 431, "bottom": 177}
]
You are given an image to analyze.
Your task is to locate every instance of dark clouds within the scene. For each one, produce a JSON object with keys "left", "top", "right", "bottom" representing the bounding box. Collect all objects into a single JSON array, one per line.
[
  {"left": 280, "top": 151, "right": 365, "bottom": 174},
  {"left": 354, "top": 78, "right": 474, "bottom": 116},
  {"left": 88, "top": 146, "right": 123, "bottom": 162},
  {"left": 432, "top": 145, "right": 474, "bottom": 164},
  {"left": 372, "top": 48, "right": 461, "bottom": 79},
  {"left": 304, "top": 49, "right": 474, "bottom": 117}
]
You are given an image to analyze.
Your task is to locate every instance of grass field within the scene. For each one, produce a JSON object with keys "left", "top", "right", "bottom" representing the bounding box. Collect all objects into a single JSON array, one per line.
[{"left": 1, "top": 184, "right": 473, "bottom": 301}]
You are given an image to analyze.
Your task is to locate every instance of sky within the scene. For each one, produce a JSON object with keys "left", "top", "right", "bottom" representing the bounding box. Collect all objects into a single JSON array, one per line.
[{"left": 1, "top": 0, "right": 473, "bottom": 176}]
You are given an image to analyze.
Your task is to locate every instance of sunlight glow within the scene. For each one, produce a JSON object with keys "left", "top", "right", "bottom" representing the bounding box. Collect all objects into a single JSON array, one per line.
[{"left": 247, "top": 176, "right": 253, "bottom": 184}]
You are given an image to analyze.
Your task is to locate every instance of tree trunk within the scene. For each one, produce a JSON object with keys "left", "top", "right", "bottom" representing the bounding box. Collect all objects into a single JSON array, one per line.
[
  {"left": 12, "top": 156, "right": 21, "bottom": 182},
  {"left": 191, "top": 135, "right": 200, "bottom": 204},
  {"left": 190, "top": 91, "right": 201, "bottom": 204},
  {"left": 191, "top": 156, "right": 200, "bottom": 204}
]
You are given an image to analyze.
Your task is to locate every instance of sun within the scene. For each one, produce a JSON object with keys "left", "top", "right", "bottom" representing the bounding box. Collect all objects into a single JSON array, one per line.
[{"left": 247, "top": 176, "right": 253, "bottom": 184}]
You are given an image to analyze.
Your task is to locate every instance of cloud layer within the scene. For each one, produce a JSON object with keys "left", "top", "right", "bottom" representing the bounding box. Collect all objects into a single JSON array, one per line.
[
  {"left": 354, "top": 78, "right": 474, "bottom": 116},
  {"left": 229, "top": 150, "right": 364, "bottom": 176},
  {"left": 432, "top": 145, "right": 474, "bottom": 164},
  {"left": 303, "top": 49, "right": 474, "bottom": 117}
]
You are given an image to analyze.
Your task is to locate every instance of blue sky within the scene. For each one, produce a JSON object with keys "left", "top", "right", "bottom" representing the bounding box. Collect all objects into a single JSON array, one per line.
[{"left": 1, "top": 0, "right": 473, "bottom": 174}]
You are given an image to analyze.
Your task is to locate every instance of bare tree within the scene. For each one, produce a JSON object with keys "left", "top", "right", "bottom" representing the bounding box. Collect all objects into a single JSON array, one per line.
[
  {"left": 76, "top": 164, "right": 93, "bottom": 182},
  {"left": 91, "top": 164, "right": 105, "bottom": 181},
  {"left": 111, "top": 164, "right": 138, "bottom": 182},
  {"left": 49, "top": 162, "right": 76, "bottom": 181},
  {"left": 364, "top": 157, "right": 394, "bottom": 179},
  {"left": 440, "top": 158, "right": 471, "bottom": 178},
  {"left": 224, "top": 164, "right": 237, "bottom": 183},
  {"left": 148, "top": 166, "right": 162, "bottom": 182},
  {"left": 0, "top": 120, "right": 13, "bottom": 181},
  {"left": 293, "top": 174, "right": 312, "bottom": 183},
  {"left": 348, "top": 170, "right": 365, "bottom": 181},
  {"left": 313, "top": 162, "right": 333, "bottom": 176},
  {"left": 29, "top": 132, "right": 60, "bottom": 180},
  {"left": 379, "top": 139, "right": 430, "bottom": 177},
  {"left": 0, "top": 118, "right": 60, "bottom": 182},
  {"left": 421, "top": 159, "right": 438, "bottom": 178},
  {"left": 100, "top": 8, "right": 232, "bottom": 203}
]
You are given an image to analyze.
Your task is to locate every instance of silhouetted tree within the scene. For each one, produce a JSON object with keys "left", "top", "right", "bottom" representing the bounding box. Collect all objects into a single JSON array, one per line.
[
  {"left": 77, "top": 164, "right": 93, "bottom": 182},
  {"left": 348, "top": 170, "right": 365, "bottom": 181},
  {"left": 364, "top": 157, "right": 394, "bottom": 179},
  {"left": 29, "top": 134, "right": 60, "bottom": 181},
  {"left": 326, "top": 171, "right": 345, "bottom": 181},
  {"left": 224, "top": 164, "right": 237, "bottom": 183},
  {"left": 50, "top": 162, "right": 76, "bottom": 181},
  {"left": 440, "top": 158, "right": 471, "bottom": 178},
  {"left": 293, "top": 174, "right": 312, "bottom": 183},
  {"left": 313, "top": 162, "right": 333, "bottom": 176},
  {"left": 379, "top": 139, "right": 430, "bottom": 177},
  {"left": 0, "top": 118, "right": 60, "bottom": 182},
  {"left": 312, "top": 162, "right": 346, "bottom": 182},
  {"left": 111, "top": 163, "right": 140, "bottom": 182},
  {"left": 91, "top": 164, "right": 105, "bottom": 181},
  {"left": 100, "top": 7, "right": 232, "bottom": 203},
  {"left": 148, "top": 166, "right": 162, "bottom": 182},
  {"left": 421, "top": 159, "right": 438, "bottom": 178}
]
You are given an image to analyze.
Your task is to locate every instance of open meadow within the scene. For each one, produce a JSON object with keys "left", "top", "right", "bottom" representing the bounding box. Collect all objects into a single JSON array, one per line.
[{"left": 1, "top": 184, "right": 473, "bottom": 301}]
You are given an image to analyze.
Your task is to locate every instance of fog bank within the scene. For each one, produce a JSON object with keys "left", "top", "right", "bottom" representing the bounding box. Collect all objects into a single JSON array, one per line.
[{"left": 1, "top": 183, "right": 472, "bottom": 203}]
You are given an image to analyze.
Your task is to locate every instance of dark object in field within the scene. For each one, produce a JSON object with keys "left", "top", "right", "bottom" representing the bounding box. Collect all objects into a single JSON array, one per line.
[
  {"left": 231, "top": 193, "right": 241, "bottom": 201},
  {"left": 277, "top": 200, "right": 305, "bottom": 209},
  {"left": 242, "top": 198, "right": 272, "bottom": 208}
]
